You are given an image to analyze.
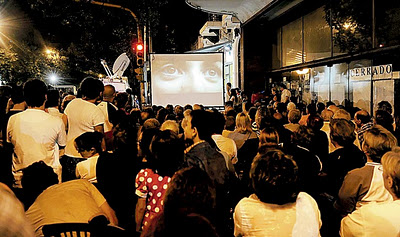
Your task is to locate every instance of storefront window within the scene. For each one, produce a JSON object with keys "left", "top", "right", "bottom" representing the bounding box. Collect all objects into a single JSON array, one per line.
[
  {"left": 282, "top": 18, "right": 303, "bottom": 66},
  {"left": 349, "top": 59, "right": 372, "bottom": 113},
  {"left": 310, "top": 66, "right": 330, "bottom": 104},
  {"left": 330, "top": 63, "right": 349, "bottom": 106},
  {"left": 304, "top": 7, "right": 331, "bottom": 61}
]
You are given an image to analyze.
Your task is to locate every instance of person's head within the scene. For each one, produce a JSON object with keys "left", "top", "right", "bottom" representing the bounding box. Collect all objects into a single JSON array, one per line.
[
  {"left": 316, "top": 102, "right": 325, "bottom": 114},
  {"left": 114, "top": 92, "right": 129, "bottom": 109},
  {"left": 374, "top": 110, "right": 394, "bottom": 132},
  {"left": 333, "top": 109, "right": 351, "bottom": 121},
  {"left": 21, "top": 161, "right": 58, "bottom": 204},
  {"left": 149, "top": 130, "right": 183, "bottom": 177},
  {"left": 184, "top": 104, "right": 193, "bottom": 111},
  {"left": 61, "top": 94, "right": 76, "bottom": 112},
  {"left": 235, "top": 112, "right": 252, "bottom": 134},
  {"left": 248, "top": 107, "right": 257, "bottom": 121},
  {"left": 307, "top": 114, "right": 324, "bottom": 131},
  {"left": 74, "top": 132, "right": 103, "bottom": 158},
  {"left": 354, "top": 109, "right": 371, "bottom": 128},
  {"left": 306, "top": 103, "right": 317, "bottom": 115},
  {"left": 143, "top": 118, "right": 161, "bottom": 130},
  {"left": 224, "top": 116, "right": 235, "bottom": 131},
  {"left": 184, "top": 110, "right": 213, "bottom": 143},
  {"left": 292, "top": 125, "right": 314, "bottom": 149},
  {"left": 378, "top": 101, "right": 392, "bottom": 115},
  {"left": 10, "top": 85, "right": 25, "bottom": 105},
  {"left": 103, "top": 84, "right": 116, "bottom": 102},
  {"left": 166, "top": 104, "right": 174, "bottom": 114},
  {"left": 193, "top": 104, "right": 204, "bottom": 111},
  {"left": 79, "top": 77, "right": 103, "bottom": 100},
  {"left": 250, "top": 149, "right": 299, "bottom": 205},
  {"left": 163, "top": 167, "right": 216, "bottom": 221},
  {"left": 259, "top": 127, "right": 279, "bottom": 148},
  {"left": 321, "top": 109, "right": 334, "bottom": 121},
  {"left": 156, "top": 108, "right": 168, "bottom": 125},
  {"left": 138, "top": 127, "right": 159, "bottom": 158},
  {"left": 45, "top": 89, "right": 60, "bottom": 108},
  {"left": 328, "top": 105, "right": 339, "bottom": 114},
  {"left": 330, "top": 119, "right": 356, "bottom": 147},
  {"left": 226, "top": 82, "right": 231, "bottom": 90},
  {"left": 23, "top": 79, "right": 47, "bottom": 108},
  {"left": 161, "top": 120, "right": 180, "bottom": 134},
  {"left": 363, "top": 125, "right": 397, "bottom": 163},
  {"left": 288, "top": 109, "right": 301, "bottom": 124},
  {"left": 174, "top": 105, "right": 184, "bottom": 116},
  {"left": 211, "top": 110, "right": 225, "bottom": 135},
  {"left": 141, "top": 107, "right": 155, "bottom": 122},
  {"left": 381, "top": 148, "right": 400, "bottom": 199},
  {"left": 287, "top": 102, "right": 296, "bottom": 112}
]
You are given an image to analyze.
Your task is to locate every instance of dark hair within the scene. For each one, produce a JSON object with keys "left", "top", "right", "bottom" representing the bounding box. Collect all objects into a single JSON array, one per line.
[
  {"left": 307, "top": 114, "right": 324, "bottom": 131},
  {"left": 114, "top": 92, "right": 129, "bottom": 109},
  {"left": 224, "top": 116, "right": 235, "bottom": 131},
  {"left": 250, "top": 149, "right": 299, "bottom": 204},
  {"left": 190, "top": 110, "right": 214, "bottom": 144},
  {"left": 355, "top": 110, "right": 371, "bottom": 124},
  {"left": 226, "top": 82, "right": 231, "bottom": 87},
  {"left": 306, "top": 103, "right": 317, "bottom": 115},
  {"left": 329, "top": 119, "right": 356, "bottom": 146},
  {"left": 23, "top": 79, "right": 47, "bottom": 107},
  {"left": 156, "top": 108, "right": 168, "bottom": 125},
  {"left": 163, "top": 167, "right": 216, "bottom": 221},
  {"left": 79, "top": 77, "right": 103, "bottom": 100},
  {"left": 10, "top": 85, "right": 24, "bottom": 104},
  {"left": 150, "top": 130, "right": 184, "bottom": 177},
  {"left": 248, "top": 107, "right": 257, "bottom": 121},
  {"left": 211, "top": 111, "right": 225, "bottom": 135},
  {"left": 184, "top": 104, "right": 193, "bottom": 111},
  {"left": 74, "top": 132, "right": 103, "bottom": 153},
  {"left": 378, "top": 101, "right": 392, "bottom": 114},
  {"left": 140, "top": 127, "right": 159, "bottom": 159},
  {"left": 292, "top": 125, "right": 314, "bottom": 149},
  {"left": 22, "top": 161, "right": 58, "bottom": 207},
  {"left": 316, "top": 102, "right": 325, "bottom": 114},
  {"left": 375, "top": 110, "right": 394, "bottom": 132},
  {"left": 45, "top": 89, "right": 60, "bottom": 108}
]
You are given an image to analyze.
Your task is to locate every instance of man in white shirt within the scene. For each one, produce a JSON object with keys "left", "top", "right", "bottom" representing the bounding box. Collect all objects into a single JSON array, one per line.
[
  {"left": 62, "top": 77, "right": 105, "bottom": 181},
  {"left": 280, "top": 85, "right": 291, "bottom": 103},
  {"left": 7, "top": 79, "right": 66, "bottom": 188},
  {"left": 97, "top": 85, "right": 118, "bottom": 151}
]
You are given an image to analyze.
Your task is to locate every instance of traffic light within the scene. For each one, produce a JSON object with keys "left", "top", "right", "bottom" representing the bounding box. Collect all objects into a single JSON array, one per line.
[{"left": 135, "top": 43, "right": 144, "bottom": 66}]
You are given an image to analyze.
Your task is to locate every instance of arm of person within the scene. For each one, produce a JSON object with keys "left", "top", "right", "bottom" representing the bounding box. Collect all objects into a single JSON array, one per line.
[
  {"left": 99, "top": 201, "right": 118, "bottom": 226},
  {"left": 62, "top": 114, "right": 68, "bottom": 132},
  {"left": 334, "top": 171, "right": 365, "bottom": 217},
  {"left": 340, "top": 209, "right": 364, "bottom": 237},
  {"left": 135, "top": 198, "right": 146, "bottom": 232},
  {"left": 94, "top": 124, "right": 106, "bottom": 152}
]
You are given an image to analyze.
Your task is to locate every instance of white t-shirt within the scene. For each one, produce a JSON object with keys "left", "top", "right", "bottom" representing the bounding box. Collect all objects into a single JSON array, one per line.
[
  {"left": 76, "top": 155, "right": 99, "bottom": 183},
  {"left": 64, "top": 99, "right": 105, "bottom": 158},
  {"left": 97, "top": 101, "right": 117, "bottom": 133},
  {"left": 7, "top": 109, "right": 67, "bottom": 187},
  {"left": 281, "top": 89, "right": 291, "bottom": 103}
]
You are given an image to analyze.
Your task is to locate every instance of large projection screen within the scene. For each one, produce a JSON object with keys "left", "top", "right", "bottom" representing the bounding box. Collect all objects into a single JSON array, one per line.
[{"left": 151, "top": 53, "right": 224, "bottom": 106}]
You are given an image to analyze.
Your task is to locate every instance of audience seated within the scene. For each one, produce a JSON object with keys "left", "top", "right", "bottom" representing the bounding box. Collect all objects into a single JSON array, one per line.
[
  {"left": 334, "top": 125, "right": 397, "bottom": 216},
  {"left": 340, "top": 148, "right": 400, "bottom": 236},
  {"left": 234, "top": 149, "right": 321, "bottom": 236}
]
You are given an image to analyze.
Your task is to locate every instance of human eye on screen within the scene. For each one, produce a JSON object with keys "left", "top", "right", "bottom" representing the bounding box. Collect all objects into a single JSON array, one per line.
[
  {"left": 202, "top": 66, "right": 220, "bottom": 83},
  {"left": 159, "top": 64, "right": 184, "bottom": 81}
]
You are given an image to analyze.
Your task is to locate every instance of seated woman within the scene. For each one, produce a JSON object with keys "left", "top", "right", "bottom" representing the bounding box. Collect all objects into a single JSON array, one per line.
[
  {"left": 75, "top": 132, "right": 103, "bottom": 183},
  {"left": 234, "top": 149, "right": 322, "bottom": 237},
  {"left": 135, "top": 130, "right": 183, "bottom": 233}
]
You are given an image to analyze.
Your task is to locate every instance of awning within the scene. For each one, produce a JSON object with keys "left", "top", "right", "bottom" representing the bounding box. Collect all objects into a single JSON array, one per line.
[
  {"left": 185, "top": 0, "right": 275, "bottom": 24},
  {"left": 186, "top": 41, "right": 232, "bottom": 53}
]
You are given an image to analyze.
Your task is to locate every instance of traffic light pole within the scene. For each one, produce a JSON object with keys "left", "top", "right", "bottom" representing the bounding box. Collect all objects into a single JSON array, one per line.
[{"left": 73, "top": 0, "right": 147, "bottom": 106}]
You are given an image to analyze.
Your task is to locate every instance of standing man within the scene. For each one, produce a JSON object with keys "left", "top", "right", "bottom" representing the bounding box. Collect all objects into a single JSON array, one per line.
[
  {"left": 280, "top": 84, "right": 291, "bottom": 103},
  {"left": 62, "top": 77, "right": 105, "bottom": 181},
  {"left": 7, "top": 79, "right": 66, "bottom": 188},
  {"left": 354, "top": 109, "right": 373, "bottom": 148},
  {"left": 97, "top": 85, "right": 118, "bottom": 150}
]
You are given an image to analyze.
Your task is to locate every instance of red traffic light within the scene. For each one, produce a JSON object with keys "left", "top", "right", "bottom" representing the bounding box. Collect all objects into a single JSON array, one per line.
[{"left": 136, "top": 44, "right": 144, "bottom": 51}]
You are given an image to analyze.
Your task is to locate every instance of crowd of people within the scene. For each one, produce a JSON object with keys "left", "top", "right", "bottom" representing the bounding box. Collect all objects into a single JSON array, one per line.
[{"left": 0, "top": 78, "right": 400, "bottom": 237}]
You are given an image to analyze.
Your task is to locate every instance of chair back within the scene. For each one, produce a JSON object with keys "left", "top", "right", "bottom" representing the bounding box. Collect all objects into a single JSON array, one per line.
[{"left": 42, "top": 223, "right": 126, "bottom": 237}]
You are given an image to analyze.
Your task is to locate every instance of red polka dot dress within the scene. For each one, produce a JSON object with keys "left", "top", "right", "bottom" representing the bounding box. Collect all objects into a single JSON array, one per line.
[{"left": 135, "top": 168, "right": 171, "bottom": 231}]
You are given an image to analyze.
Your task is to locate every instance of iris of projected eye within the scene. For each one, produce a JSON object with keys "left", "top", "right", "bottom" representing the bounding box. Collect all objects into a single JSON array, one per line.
[{"left": 151, "top": 53, "right": 224, "bottom": 106}]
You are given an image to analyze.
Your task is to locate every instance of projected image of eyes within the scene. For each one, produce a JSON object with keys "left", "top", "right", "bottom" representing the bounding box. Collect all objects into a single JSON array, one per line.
[
  {"left": 202, "top": 67, "right": 220, "bottom": 82},
  {"left": 160, "top": 64, "right": 184, "bottom": 80}
]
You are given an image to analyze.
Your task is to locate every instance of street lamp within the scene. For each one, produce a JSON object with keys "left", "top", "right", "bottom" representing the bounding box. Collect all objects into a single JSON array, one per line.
[{"left": 49, "top": 73, "right": 58, "bottom": 84}]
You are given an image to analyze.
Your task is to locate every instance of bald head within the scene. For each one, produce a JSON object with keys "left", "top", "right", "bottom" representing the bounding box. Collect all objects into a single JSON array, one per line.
[
  {"left": 355, "top": 109, "right": 371, "bottom": 128},
  {"left": 103, "top": 85, "right": 116, "bottom": 102}
]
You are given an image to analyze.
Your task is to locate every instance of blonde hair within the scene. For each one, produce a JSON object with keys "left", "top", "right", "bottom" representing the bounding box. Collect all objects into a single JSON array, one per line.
[
  {"left": 161, "top": 120, "right": 180, "bottom": 134},
  {"left": 363, "top": 125, "right": 398, "bottom": 162},
  {"left": 235, "top": 112, "right": 252, "bottom": 134},
  {"left": 381, "top": 147, "right": 400, "bottom": 198}
]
